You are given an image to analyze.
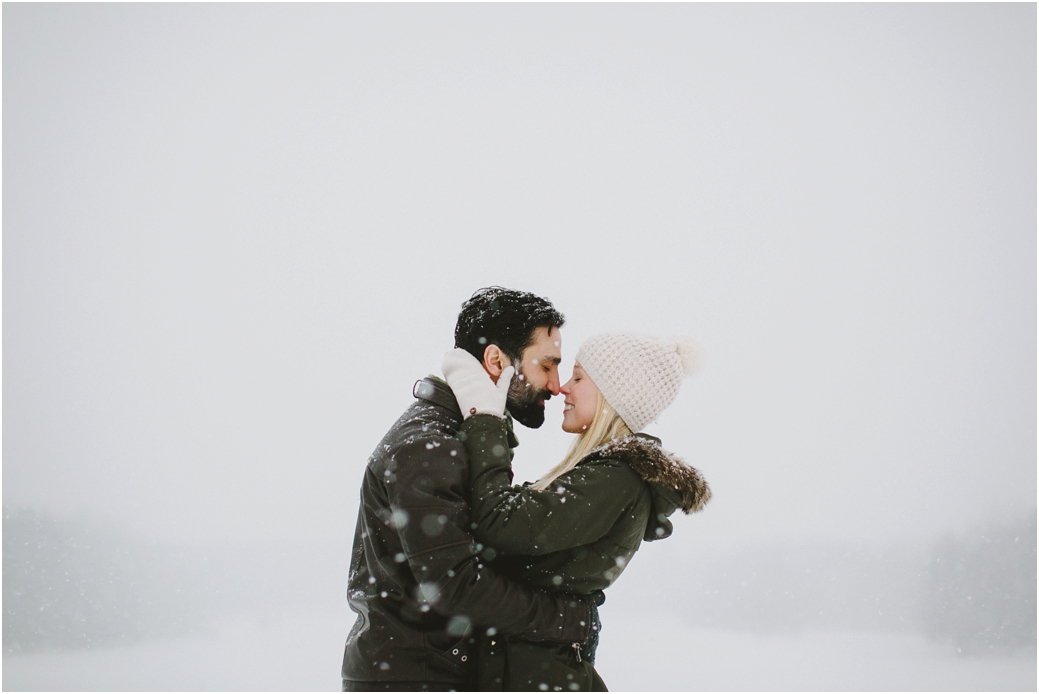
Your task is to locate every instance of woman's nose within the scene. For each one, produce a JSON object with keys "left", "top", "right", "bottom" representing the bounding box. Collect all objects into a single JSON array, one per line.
[{"left": 559, "top": 381, "right": 572, "bottom": 395}]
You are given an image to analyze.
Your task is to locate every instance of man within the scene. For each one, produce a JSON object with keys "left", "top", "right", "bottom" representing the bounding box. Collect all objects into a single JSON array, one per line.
[{"left": 341, "top": 287, "right": 597, "bottom": 691}]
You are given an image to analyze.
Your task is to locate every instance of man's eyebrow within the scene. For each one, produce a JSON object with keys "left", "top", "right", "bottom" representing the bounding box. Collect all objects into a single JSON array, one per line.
[{"left": 541, "top": 356, "right": 562, "bottom": 365}]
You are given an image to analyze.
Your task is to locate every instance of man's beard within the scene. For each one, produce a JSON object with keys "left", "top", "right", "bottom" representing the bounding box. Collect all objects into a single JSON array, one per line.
[{"left": 506, "top": 368, "right": 552, "bottom": 429}]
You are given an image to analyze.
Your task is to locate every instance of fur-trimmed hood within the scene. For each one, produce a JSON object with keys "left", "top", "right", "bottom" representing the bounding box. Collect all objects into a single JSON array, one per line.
[{"left": 585, "top": 433, "right": 711, "bottom": 542}]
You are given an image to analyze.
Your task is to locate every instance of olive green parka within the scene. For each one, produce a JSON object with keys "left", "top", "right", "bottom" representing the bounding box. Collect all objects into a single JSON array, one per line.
[
  {"left": 341, "top": 379, "right": 596, "bottom": 689},
  {"left": 459, "top": 414, "right": 711, "bottom": 691}
]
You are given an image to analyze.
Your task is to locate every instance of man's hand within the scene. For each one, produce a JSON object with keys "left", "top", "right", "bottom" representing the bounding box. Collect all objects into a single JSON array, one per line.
[{"left": 442, "top": 348, "right": 515, "bottom": 420}]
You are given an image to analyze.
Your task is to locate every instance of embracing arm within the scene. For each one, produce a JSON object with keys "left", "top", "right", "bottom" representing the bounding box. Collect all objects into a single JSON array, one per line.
[
  {"left": 386, "top": 435, "right": 593, "bottom": 643},
  {"left": 460, "top": 414, "right": 641, "bottom": 556}
]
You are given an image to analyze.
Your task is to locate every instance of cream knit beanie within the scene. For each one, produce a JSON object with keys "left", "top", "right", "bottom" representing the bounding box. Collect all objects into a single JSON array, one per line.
[{"left": 575, "top": 332, "right": 701, "bottom": 433}]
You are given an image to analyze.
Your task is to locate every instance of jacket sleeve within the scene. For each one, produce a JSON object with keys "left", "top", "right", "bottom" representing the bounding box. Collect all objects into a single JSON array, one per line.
[
  {"left": 384, "top": 433, "right": 592, "bottom": 644},
  {"left": 460, "top": 414, "right": 643, "bottom": 556}
]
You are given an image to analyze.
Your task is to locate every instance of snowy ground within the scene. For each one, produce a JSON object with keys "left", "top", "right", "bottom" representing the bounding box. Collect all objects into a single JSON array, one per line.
[
  {"left": 4, "top": 605, "right": 1034, "bottom": 692},
  {"left": 595, "top": 612, "right": 1036, "bottom": 692}
]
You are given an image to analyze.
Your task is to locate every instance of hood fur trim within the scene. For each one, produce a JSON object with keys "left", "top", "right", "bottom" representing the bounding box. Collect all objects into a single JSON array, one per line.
[{"left": 589, "top": 435, "right": 711, "bottom": 513}]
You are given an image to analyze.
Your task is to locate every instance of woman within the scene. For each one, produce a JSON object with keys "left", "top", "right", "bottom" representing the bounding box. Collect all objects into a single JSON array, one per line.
[{"left": 442, "top": 332, "right": 711, "bottom": 691}]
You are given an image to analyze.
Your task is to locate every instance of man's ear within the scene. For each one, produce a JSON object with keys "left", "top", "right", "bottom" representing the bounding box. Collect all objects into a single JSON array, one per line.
[{"left": 482, "top": 345, "right": 513, "bottom": 384}]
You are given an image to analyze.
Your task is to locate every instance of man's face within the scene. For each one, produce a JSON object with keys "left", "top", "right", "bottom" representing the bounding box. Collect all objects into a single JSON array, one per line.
[{"left": 506, "top": 326, "right": 562, "bottom": 429}]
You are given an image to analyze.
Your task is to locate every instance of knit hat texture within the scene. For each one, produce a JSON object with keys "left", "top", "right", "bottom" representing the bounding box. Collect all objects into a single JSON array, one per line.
[{"left": 576, "top": 332, "right": 700, "bottom": 433}]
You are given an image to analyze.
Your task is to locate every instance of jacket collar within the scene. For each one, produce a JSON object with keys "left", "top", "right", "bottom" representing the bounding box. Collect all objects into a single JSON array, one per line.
[
  {"left": 413, "top": 376, "right": 520, "bottom": 447},
  {"left": 501, "top": 411, "right": 521, "bottom": 449},
  {"left": 585, "top": 434, "right": 710, "bottom": 514},
  {"left": 413, "top": 376, "right": 462, "bottom": 419}
]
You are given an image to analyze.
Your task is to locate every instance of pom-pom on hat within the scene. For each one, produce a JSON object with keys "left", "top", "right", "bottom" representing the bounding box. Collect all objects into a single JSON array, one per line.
[{"left": 575, "top": 332, "right": 702, "bottom": 433}]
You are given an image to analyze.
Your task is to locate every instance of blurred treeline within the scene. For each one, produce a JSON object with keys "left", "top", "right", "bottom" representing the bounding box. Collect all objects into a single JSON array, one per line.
[
  {"left": 3, "top": 504, "right": 1035, "bottom": 656},
  {"left": 3, "top": 505, "right": 343, "bottom": 653},
  {"left": 3, "top": 506, "right": 202, "bottom": 651},
  {"left": 668, "top": 511, "right": 1036, "bottom": 656},
  {"left": 922, "top": 511, "right": 1037, "bottom": 655}
]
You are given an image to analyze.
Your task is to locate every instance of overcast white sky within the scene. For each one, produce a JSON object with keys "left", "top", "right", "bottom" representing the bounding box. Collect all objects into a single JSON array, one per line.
[{"left": 4, "top": 4, "right": 1035, "bottom": 556}]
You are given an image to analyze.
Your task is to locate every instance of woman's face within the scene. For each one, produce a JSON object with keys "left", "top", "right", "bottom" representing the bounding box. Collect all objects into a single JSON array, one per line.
[{"left": 560, "top": 363, "right": 599, "bottom": 433}]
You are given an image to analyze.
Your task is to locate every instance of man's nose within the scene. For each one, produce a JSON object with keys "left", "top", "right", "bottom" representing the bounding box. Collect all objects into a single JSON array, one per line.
[{"left": 547, "top": 374, "right": 561, "bottom": 396}]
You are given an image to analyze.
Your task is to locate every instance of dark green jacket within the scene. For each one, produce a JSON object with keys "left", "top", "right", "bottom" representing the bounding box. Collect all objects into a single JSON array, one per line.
[
  {"left": 341, "top": 378, "right": 594, "bottom": 688},
  {"left": 459, "top": 414, "right": 711, "bottom": 691}
]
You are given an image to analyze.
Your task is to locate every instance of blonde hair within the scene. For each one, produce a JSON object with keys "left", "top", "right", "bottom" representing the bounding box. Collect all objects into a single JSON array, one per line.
[{"left": 533, "top": 391, "right": 632, "bottom": 491}]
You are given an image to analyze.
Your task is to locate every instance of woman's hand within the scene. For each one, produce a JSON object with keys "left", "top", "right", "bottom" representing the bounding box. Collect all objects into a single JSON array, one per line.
[{"left": 441, "top": 348, "right": 515, "bottom": 419}]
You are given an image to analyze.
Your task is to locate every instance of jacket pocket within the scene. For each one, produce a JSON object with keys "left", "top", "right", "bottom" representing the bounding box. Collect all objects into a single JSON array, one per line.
[
  {"left": 424, "top": 630, "right": 475, "bottom": 679},
  {"left": 504, "top": 639, "right": 597, "bottom": 692}
]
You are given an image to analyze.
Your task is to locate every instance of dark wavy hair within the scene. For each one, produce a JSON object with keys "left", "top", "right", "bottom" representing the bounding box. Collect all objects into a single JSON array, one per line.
[{"left": 454, "top": 287, "right": 566, "bottom": 363}]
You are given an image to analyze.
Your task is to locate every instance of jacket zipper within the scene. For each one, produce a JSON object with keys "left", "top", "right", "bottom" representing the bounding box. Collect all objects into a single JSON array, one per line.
[{"left": 572, "top": 642, "right": 582, "bottom": 663}]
